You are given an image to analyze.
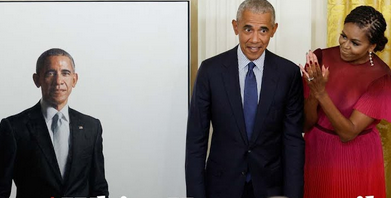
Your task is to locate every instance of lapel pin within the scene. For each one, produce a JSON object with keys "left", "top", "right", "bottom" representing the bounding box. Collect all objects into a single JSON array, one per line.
[{"left": 79, "top": 126, "right": 83, "bottom": 129}]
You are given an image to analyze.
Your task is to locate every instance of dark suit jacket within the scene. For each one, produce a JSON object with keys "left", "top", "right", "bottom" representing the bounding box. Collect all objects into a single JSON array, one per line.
[
  {"left": 0, "top": 102, "right": 109, "bottom": 198},
  {"left": 186, "top": 46, "right": 304, "bottom": 198}
]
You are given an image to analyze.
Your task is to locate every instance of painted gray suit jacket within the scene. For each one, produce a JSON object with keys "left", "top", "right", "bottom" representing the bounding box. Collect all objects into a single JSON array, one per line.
[{"left": 0, "top": 102, "right": 108, "bottom": 198}]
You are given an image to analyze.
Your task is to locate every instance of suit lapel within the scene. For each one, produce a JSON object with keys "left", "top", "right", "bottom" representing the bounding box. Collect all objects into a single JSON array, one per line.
[
  {"left": 63, "top": 108, "right": 87, "bottom": 186},
  {"left": 221, "top": 47, "right": 248, "bottom": 145},
  {"left": 250, "top": 50, "right": 279, "bottom": 144},
  {"left": 64, "top": 108, "right": 82, "bottom": 183},
  {"left": 27, "top": 102, "right": 63, "bottom": 183}
]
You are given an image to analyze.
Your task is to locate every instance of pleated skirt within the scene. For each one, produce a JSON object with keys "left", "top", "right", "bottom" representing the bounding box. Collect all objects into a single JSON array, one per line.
[{"left": 304, "top": 128, "right": 386, "bottom": 198}]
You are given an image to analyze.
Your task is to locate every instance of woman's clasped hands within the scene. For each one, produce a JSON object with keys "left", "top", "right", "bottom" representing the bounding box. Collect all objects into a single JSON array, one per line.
[{"left": 299, "top": 50, "right": 330, "bottom": 99}]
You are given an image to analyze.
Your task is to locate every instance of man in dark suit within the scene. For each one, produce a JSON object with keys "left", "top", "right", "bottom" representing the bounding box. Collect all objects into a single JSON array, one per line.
[
  {"left": 185, "top": 0, "right": 304, "bottom": 198},
  {"left": 0, "top": 48, "right": 109, "bottom": 198}
]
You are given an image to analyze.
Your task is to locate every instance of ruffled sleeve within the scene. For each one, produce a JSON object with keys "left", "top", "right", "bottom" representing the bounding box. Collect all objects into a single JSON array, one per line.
[{"left": 353, "top": 74, "right": 391, "bottom": 122}]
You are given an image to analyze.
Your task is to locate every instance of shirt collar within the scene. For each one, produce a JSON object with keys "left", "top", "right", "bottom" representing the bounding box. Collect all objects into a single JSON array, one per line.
[
  {"left": 40, "top": 99, "right": 70, "bottom": 122},
  {"left": 237, "top": 46, "right": 266, "bottom": 70}
]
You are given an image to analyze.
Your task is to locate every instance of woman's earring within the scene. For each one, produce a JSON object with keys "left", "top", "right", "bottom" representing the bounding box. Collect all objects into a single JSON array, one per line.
[{"left": 369, "top": 51, "right": 374, "bottom": 67}]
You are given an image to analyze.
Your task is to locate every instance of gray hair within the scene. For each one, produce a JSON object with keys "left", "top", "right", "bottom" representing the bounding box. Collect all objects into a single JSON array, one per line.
[
  {"left": 236, "top": 0, "right": 276, "bottom": 24},
  {"left": 36, "top": 48, "right": 75, "bottom": 73}
]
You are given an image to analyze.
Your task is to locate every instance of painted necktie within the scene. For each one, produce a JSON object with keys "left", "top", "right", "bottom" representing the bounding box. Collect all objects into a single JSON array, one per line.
[{"left": 52, "top": 112, "right": 69, "bottom": 178}]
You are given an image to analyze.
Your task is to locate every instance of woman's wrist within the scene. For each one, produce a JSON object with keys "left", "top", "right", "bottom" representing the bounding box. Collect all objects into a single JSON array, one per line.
[{"left": 314, "top": 90, "right": 327, "bottom": 101}]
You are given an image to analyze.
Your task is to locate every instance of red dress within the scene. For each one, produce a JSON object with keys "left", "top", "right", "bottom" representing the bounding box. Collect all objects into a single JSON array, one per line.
[{"left": 303, "top": 46, "right": 391, "bottom": 198}]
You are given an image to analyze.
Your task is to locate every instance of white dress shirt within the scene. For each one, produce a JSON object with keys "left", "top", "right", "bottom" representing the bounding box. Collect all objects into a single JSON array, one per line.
[
  {"left": 40, "top": 99, "right": 70, "bottom": 143},
  {"left": 237, "top": 47, "right": 265, "bottom": 104}
]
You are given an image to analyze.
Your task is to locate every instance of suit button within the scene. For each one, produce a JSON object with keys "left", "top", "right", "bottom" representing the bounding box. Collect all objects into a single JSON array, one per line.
[
  {"left": 248, "top": 150, "right": 252, "bottom": 153},
  {"left": 241, "top": 171, "right": 246, "bottom": 175}
]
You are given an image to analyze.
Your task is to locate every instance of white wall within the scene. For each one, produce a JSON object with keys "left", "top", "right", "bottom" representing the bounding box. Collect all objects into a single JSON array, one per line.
[
  {"left": 311, "top": 0, "right": 328, "bottom": 50},
  {"left": 0, "top": 2, "right": 188, "bottom": 198}
]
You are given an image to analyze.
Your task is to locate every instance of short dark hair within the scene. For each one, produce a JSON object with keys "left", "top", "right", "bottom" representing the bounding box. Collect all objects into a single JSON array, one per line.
[
  {"left": 36, "top": 48, "right": 75, "bottom": 74},
  {"left": 344, "top": 5, "right": 388, "bottom": 52}
]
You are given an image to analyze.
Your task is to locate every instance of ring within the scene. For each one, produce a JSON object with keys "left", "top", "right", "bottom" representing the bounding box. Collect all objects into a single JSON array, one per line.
[{"left": 308, "top": 77, "right": 314, "bottom": 81}]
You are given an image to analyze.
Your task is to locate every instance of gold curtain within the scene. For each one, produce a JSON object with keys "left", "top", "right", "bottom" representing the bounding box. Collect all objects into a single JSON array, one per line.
[{"left": 328, "top": 0, "right": 391, "bottom": 197}]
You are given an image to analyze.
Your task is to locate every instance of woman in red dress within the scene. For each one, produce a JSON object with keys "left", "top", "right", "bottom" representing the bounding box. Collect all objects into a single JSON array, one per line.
[{"left": 301, "top": 6, "right": 391, "bottom": 198}]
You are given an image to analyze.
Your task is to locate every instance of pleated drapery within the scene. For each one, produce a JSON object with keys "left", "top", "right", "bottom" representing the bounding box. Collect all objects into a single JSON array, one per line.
[{"left": 327, "top": 1, "right": 391, "bottom": 197}]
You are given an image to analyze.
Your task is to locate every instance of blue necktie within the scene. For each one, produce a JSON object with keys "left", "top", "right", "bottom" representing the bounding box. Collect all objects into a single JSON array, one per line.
[
  {"left": 243, "top": 62, "right": 258, "bottom": 141},
  {"left": 244, "top": 62, "right": 257, "bottom": 182}
]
